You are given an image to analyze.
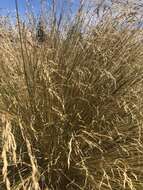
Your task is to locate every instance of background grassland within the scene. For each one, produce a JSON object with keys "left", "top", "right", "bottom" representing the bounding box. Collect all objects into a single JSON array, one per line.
[{"left": 0, "top": 0, "right": 143, "bottom": 189}]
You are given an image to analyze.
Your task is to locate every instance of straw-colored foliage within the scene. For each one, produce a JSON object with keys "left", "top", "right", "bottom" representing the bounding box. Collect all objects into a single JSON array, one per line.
[{"left": 0, "top": 1, "right": 143, "bottom": 189}]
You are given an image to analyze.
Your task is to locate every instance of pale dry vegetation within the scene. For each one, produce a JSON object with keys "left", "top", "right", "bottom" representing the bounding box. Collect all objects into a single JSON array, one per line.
[{"left": 0, "top": 0, "right": 143, "bottom": 189}]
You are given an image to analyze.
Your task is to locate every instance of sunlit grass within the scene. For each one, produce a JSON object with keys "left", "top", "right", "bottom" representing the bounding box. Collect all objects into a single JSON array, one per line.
[{"left": 0, "top": 1, "right": 143, "bottom": 189}]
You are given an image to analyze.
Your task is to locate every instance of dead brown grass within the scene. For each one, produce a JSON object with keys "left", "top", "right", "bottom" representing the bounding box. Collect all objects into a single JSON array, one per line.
[{"left": 0, "top": 0, "right": 143, "bottom": 189}]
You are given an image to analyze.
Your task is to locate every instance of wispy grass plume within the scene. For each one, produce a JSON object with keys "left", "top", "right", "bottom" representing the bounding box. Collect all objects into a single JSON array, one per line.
[{"left": 0, "top": 0, "right": 143, "bottom": 189}]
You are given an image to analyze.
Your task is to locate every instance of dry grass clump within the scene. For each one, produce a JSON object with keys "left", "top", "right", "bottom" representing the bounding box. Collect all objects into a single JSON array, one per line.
[{"left": 0, "top": 1, "right": 143, "bottom": 189}]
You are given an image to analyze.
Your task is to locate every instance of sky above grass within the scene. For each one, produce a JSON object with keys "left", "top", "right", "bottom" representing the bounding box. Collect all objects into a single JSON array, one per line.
[
  {"left": 0, "top": 0, "right": 142, "bottom": 28},
  {"left": 0, "top": 0, "right": 80, "bottom": 16},
  {"left": 0, "top": 0, "right": 41, "bottom": 16}
]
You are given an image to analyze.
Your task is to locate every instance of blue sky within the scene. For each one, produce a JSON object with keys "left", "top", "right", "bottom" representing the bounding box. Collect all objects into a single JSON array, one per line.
[
  {"left": 0, "top": 0, "right": 81, "bottom": 24},
  {"left": 0, "top": 0, "right": 112, "bottom": 15},
  {"left": 0, "top": 0, "right": 41, "bottom": 16},
  {"left": 1, "top": 0, "right": 142, "bottom": 28}
]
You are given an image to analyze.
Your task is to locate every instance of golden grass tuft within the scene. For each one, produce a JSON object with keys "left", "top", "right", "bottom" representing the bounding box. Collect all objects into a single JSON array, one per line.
[{"left": 0, "top": 0, "right": 143, "bottom": 189}]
